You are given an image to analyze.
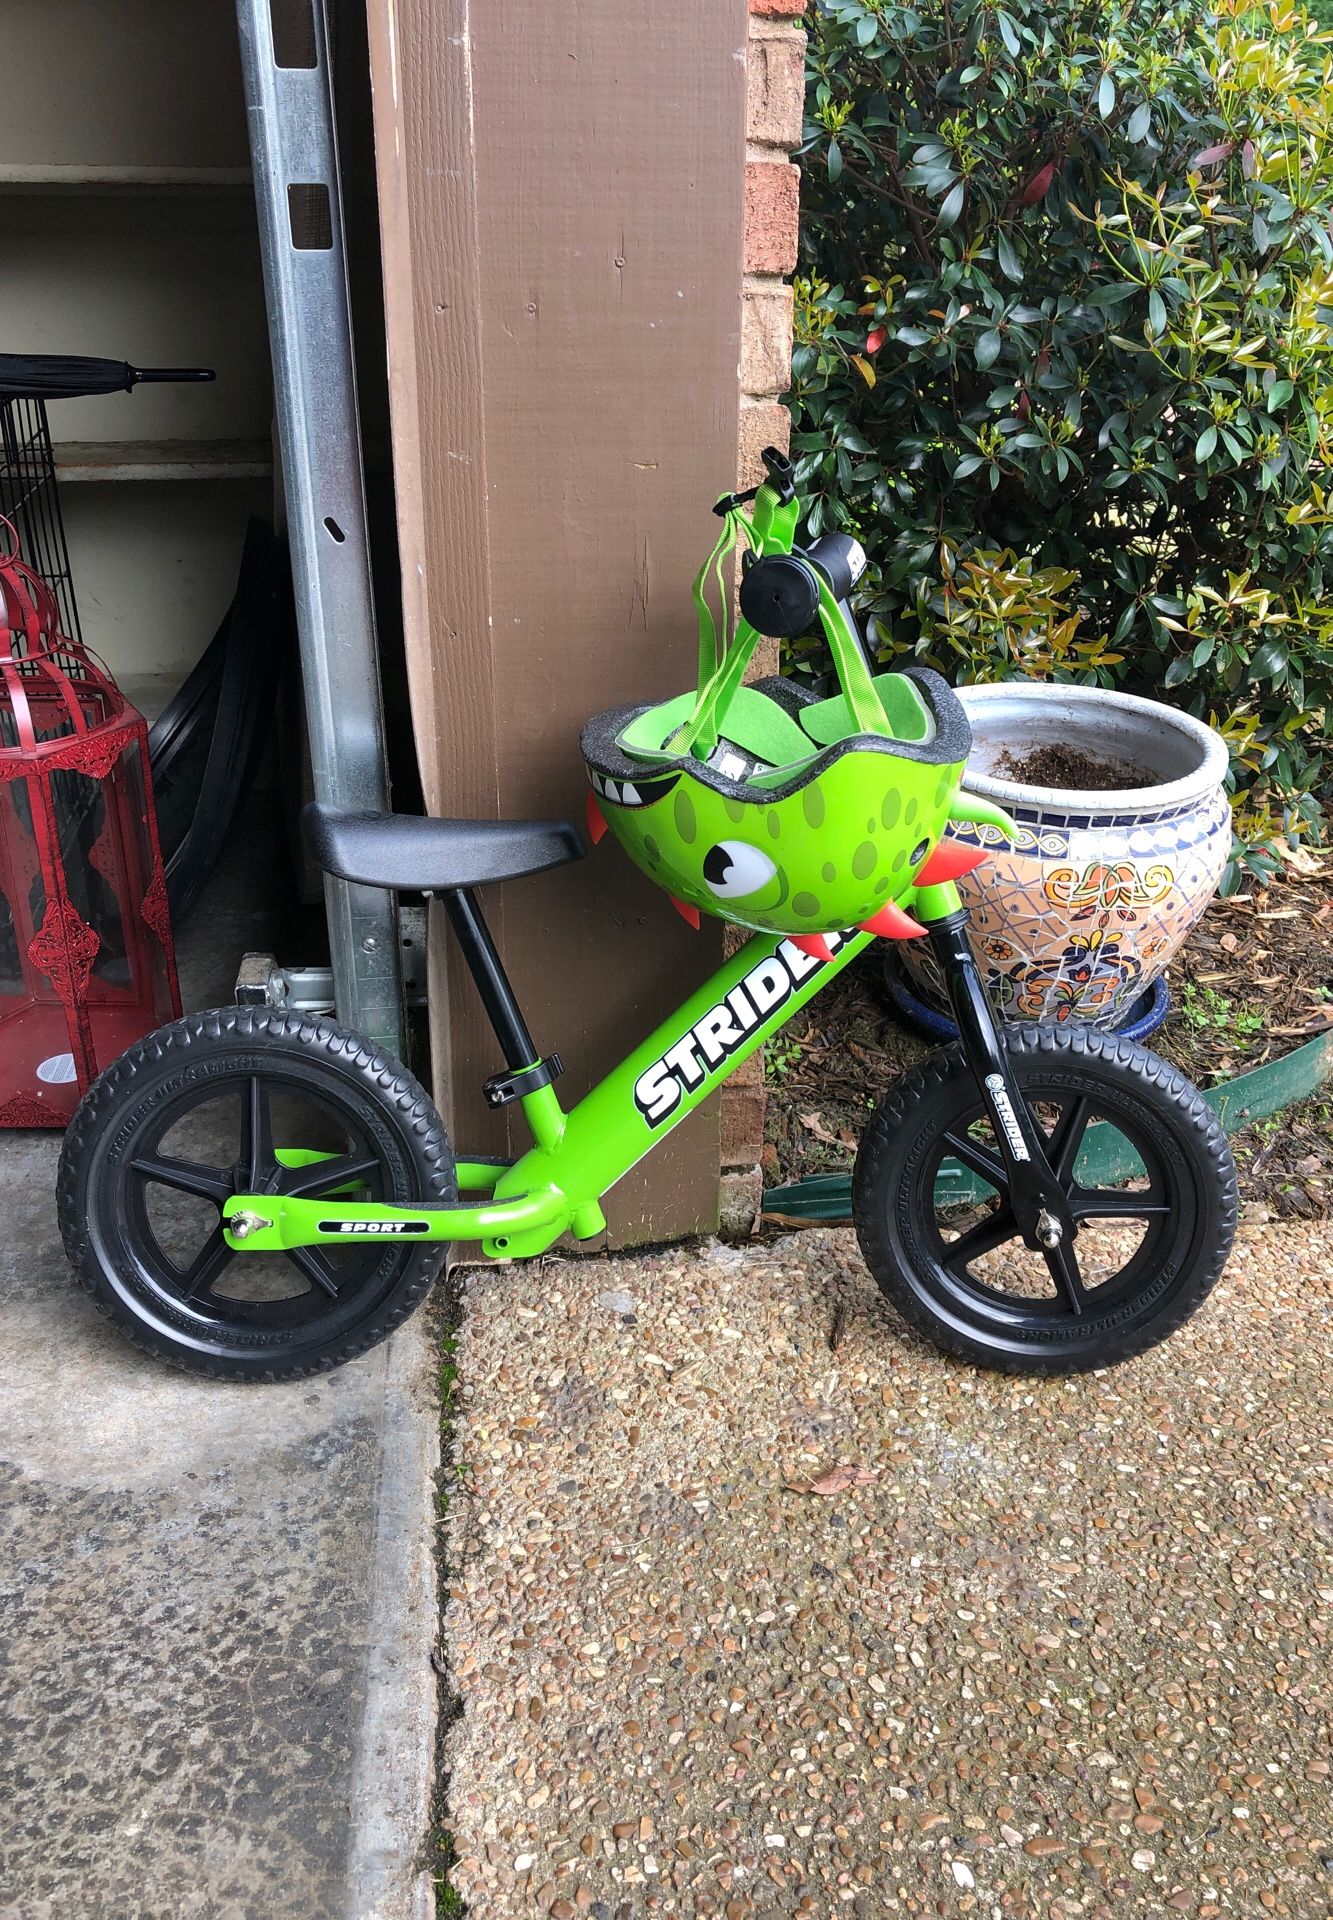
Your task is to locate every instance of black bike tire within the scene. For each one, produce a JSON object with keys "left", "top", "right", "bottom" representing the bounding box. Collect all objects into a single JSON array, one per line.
[
  {"left": 57, "top": 1005, "right": 455, "bottom": 1382},
  {"left": 852, "top": 1026, "right": 1238, "bottom": 1375}
]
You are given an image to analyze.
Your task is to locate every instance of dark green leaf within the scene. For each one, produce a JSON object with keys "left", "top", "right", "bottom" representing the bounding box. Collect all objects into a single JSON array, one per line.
[
  {"left": 827, "top": 139, "right": 843, "bottom": 183},
  {"left": 1249, "top": 639, "right": 1288, "bottom": 680},
  {"left": 1084, "top": 283, "right": 1138, "bottom": 310},
  {"left": 938, "top": 181, "right": 966, "bottom": 228},
  {"left": 996, "top": 231, "right": 1023, "bottom": 283},
  {"left": 975, "top": 328, "right": 1003, "bottom": 370}
]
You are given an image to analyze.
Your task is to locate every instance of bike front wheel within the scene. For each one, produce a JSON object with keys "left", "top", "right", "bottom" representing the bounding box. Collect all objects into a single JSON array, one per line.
[
  {"left": 58, "top": 1006, "right": 455, "bottom": 1381},
  {"left": 852, "top": 1026, "right": 1238, "bottom": 1375}
]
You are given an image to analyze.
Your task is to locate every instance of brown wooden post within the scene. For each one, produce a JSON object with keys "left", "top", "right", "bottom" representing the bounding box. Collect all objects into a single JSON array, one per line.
[{"left": 364, "top": 0, "right": 752, "bottom": 1242}]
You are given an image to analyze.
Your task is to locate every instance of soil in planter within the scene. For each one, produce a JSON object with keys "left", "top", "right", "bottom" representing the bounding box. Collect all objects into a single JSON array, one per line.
[
  {"left": 995, "top": 742, "right": 1159, "bottom": 790},
  {"left": 763, "top": 854, "right": 1333, "bottom": 1220}
]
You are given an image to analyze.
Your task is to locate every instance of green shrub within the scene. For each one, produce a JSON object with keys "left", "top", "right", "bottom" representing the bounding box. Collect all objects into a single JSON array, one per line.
[{"left": 795, "top": 0, "right": 1333, "bottom": 875}]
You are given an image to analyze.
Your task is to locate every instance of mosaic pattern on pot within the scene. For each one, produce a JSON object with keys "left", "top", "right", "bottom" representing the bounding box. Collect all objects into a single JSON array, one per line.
[{"left": 901, "top": 788, "right": 1232, "bottom": 1027}]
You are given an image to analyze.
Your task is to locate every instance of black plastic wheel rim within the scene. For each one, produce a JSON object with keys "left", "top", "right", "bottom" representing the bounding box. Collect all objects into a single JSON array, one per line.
[
  {"left": 101, "top": 1063, "right": 416, "bottom": 1349},
  {"left": 912, "top": 1078, "right": 1188, "bottom": 1336}
]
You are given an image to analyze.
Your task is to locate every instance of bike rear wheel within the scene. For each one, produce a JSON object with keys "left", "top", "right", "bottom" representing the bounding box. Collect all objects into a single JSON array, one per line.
[
  {"left": 852, "top": 1026, "right": 1238, "bottom": 1375},
  {"left": 58, "top": 1006, "right": 455, "bottom": 1381}
]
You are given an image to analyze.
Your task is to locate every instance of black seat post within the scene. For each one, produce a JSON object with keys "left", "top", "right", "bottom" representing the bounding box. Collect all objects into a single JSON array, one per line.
[{"left": 440, "top": 888, "right": 540, "bottom": 1070}]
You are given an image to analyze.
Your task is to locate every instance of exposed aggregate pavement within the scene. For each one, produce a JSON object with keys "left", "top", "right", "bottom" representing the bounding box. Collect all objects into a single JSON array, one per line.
[{"left": 441, "top": 1221, "right": 1332, "bottom": 1919}]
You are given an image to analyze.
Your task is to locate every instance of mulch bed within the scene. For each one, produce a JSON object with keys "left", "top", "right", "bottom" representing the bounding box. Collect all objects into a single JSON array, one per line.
[{"left": 763, "top": 853, "right": 1333, "bottom": 1221}]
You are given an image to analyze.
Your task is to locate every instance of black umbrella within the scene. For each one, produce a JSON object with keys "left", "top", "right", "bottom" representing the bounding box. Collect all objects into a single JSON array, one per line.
[{"left": 0, "top": 355, "right": 215, "bottom": 401}]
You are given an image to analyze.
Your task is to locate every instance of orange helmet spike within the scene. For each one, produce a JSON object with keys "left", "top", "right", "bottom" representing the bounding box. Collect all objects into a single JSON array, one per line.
[
  {"left": 912, "top": 839, "right": 987, "bottom": 888},
  {"left": 787, "top": 932, "right": 836, "bottom": 963},
  {"left": 669, "top": 896, "right": 701, "bottom": 929},
  {"left": 860, "top": 901, "right": 927, "bottom": 940},
  {"left": 585, "top": 789, "right": 608, "bottom": 845}
]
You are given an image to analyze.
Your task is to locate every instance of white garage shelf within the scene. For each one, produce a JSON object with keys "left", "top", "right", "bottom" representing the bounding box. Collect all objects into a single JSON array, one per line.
[
  {"left": 0, "top": 165, "right": 253, "bottom": 193},
  {"left": 53, "top": 440, "right": 273, "bottom": 484}
]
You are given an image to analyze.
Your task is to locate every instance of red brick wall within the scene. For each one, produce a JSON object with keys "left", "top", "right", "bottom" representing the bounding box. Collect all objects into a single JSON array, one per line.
[
  {"left": 739, "top": 0, "right": 802, "bottom": 483},
  {"left": 720, "top": 0, "right": 804, "bottom": 1230}
]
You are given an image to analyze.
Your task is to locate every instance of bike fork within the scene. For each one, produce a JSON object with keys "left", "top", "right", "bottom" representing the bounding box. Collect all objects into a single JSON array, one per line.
[{"left": 925, "top": 909, "right": 1075, "bottom": 1253}]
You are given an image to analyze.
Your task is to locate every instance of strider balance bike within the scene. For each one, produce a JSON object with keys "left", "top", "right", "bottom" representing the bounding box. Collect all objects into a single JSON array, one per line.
[{"left": 57, "top": 452, "right": 1237, "bottom": 1381}]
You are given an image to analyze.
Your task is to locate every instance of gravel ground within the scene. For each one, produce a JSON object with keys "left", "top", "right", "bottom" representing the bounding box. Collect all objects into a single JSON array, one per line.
[{"left": 440, "top": 1223, "right": 1332, "bottom": 1919}]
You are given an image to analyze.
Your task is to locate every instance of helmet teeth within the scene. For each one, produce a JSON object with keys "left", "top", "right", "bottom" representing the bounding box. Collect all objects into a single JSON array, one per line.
[{"left": 620, "top": 782, "right": 641, "bottom": 806}]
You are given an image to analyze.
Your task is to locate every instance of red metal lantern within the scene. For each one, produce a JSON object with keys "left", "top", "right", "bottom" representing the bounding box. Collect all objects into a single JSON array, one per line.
[{"left": 0, "top": 519, "right": 180, "bottom": 1126}]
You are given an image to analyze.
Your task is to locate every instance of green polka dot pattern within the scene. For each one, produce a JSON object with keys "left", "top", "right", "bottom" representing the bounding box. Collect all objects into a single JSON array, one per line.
[{"left": 583, "top": 675, "right": 969, "bottom": 936}]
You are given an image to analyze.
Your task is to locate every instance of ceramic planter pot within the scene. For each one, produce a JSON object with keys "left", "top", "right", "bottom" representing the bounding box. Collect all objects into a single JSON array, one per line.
[{"left": 899, "top": 682, "right": 1232, "bottom": 1027}]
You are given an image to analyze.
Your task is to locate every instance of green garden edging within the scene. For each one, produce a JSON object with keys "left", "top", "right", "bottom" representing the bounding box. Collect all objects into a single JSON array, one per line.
[{"left": 762, "top": 1028, "right": 1333, "bottom": 1223}]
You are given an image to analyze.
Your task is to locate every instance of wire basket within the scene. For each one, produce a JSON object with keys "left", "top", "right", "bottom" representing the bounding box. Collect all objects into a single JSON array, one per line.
[
  {"left": 0, "top": 392, "right": 82, "bottom": 646},
  {"left": 0, "top": 354, "right": 216, "bottom": 652}
]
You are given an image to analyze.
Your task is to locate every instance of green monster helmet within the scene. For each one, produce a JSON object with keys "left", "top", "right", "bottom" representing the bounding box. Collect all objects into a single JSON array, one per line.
[
  {"left": 581, "top": 450, "right": 1002, "bottom": 955},
  {"left": 582, "top": 668, "right": 974, "bottom": 940}
]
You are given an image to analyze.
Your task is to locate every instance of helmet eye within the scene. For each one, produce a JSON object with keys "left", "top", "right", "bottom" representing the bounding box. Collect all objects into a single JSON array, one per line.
[{"left": 702, "top": 840, "right": 778, "bottom": 900}]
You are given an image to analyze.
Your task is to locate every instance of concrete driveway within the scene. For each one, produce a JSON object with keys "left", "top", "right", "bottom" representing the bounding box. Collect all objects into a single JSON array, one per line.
[
  {"left": 440, "top": 1221, "right": 1333, "bottom": 1918},
  {"left": 0, "top": 811, "right": 441, "bottom": 1919}
]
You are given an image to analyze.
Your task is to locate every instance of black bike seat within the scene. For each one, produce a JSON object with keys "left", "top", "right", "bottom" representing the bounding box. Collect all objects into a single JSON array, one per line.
[{"left": 302, "top": 803, "right": 586, "bottom": 892}]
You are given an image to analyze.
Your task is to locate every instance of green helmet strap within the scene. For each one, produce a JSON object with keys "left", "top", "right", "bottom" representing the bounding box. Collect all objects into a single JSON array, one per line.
[
  {"left": 669, "top": 493, "right": 891, "bottom": 767},
  {"left": 690, "top": 508, "right": 745, "bottom": 693}
]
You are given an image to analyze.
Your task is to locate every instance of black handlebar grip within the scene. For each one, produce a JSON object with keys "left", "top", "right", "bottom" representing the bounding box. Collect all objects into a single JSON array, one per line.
[
  {"left": 805, "top": 531, "right": 868, "bottom": 603},
  {"left": 738, "top": 552, "right": 821, "bottom": 639}
]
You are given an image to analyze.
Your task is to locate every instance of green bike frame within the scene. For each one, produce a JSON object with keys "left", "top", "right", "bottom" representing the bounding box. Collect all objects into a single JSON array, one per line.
[
  {"left": 217, "top": 447, "right": 1085, "bottom": 1279},
  {"left": 221, "top": 896, "right": 962, "bottom": 1260},
  {"left": 220, "top": 448, "right": 1025, "bottom": 1264}
]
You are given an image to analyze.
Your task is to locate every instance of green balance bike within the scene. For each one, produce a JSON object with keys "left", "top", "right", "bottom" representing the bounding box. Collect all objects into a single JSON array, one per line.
[{"left": 57, "top": 451, "right": 1237, "bottom": 1381}]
